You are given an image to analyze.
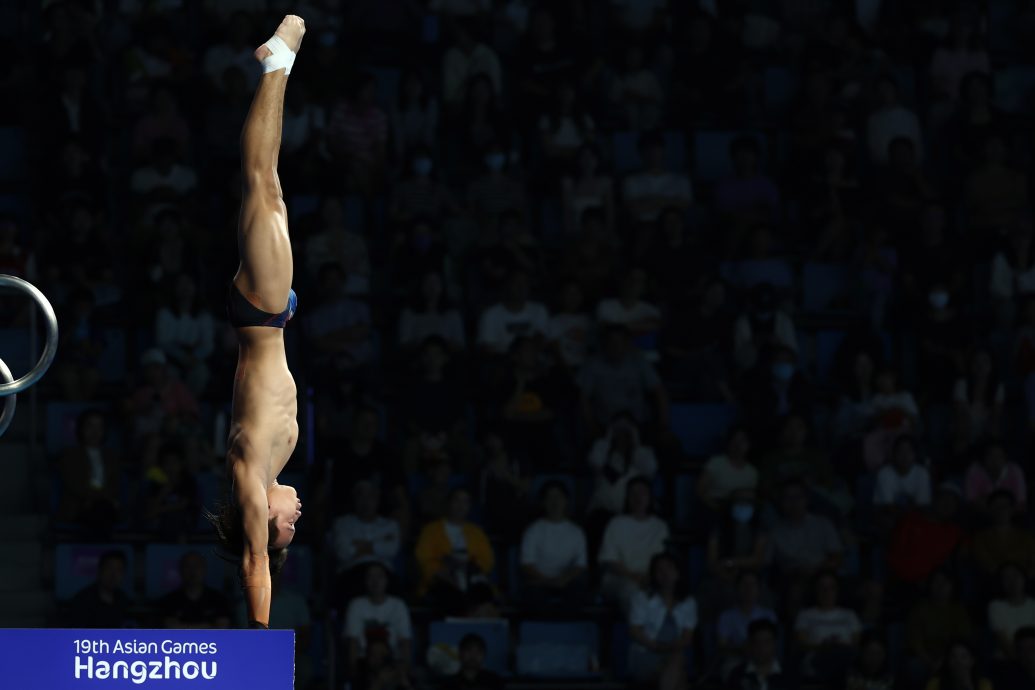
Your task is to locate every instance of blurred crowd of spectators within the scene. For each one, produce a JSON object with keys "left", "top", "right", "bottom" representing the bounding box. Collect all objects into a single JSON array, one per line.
[{"left": 6, "top": 0, "right": 1035, "bottom": 689}]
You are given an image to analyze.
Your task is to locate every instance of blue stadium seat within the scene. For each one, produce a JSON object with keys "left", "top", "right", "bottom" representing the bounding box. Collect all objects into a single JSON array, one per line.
[
  {"left": 611, "top": 623, "right": 630, "bottom": 679},
  {"left": 721, "top": 258, "right": 794, "bottom": 292},
  {"left": 288, "top": 193, "right": 321, "bottom": 221},
  {"left": 195, "top": 471, "right": 221, "bottom": 531},
  {"left": 692, "top": 130, "right": 765, "bottom": 181},
  {"left": 669, "top": 403, "right": 738, "bottom": 458},
  {"left": 814, "top": 330, "right": 847, "bottom": 383},
  {"left": 801, "top": 262, "right": 856, "bottom": 313},
  {"left": 0, "top": 127, "right": 26, "bottom": 182},
  {"left": 672, "top": 474, "right": 695, "bottom": 530},
  {"left": 762, "top": 67, "right": 797, "bottom": 116},
  {"left": 55, "top": 543, "right": 134, "bottom": 600},
  {"left": 97, "top": 329, "right": 127, "bottom": 383},
  {"left": 428, "top": 619, "right": 510, "bottom": 675},
  {"left": 516, "top": 621, "right": 599, "bottom": 678},
  {"left": 343, "top": 195, "right": 365, "bottom": 232},
  {"left": 143, "top": 544, "right": 227, "bottom": 599},
  {"left": 687, "top": 546, "right": 706, "bottom": 591},
  {"left": 369, "top": 67, "right": 401, "bottom": 109},
  {"left": 0, "top": 193, "right": 27, "bottom": 219}
]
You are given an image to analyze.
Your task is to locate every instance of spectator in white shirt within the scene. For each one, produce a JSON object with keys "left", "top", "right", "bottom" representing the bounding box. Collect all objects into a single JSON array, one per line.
[
  {"left": 622, "top": 131, "right": 692, "bottom": 226},
  {"left": 768, "top": 480, "right": 844, "bottom": 577},
  {"left": 130, "top": 138, "right": 198, "bottom": 198},
  {"left": 476, "top": 271, "right": 549, "bottom": 354},
  {"left": 398, "top": 272, "right": 466, "bottom": 353},
  {"left": 599, "top": 477, "right": 670, "bottom": 613},
  {"left": 305, "top": 262, "right": 374, "bottom": 371},
  {"left": 696, "top": 426, "right": 758, "bottom": 515},
  {"left": 952, "top": 349, "right": 1005, "bottom": 451},
  {"left": 874, "top": 435, "right": 932, "bottom": 511},
  {"left": 596, "top": 268, "right": 661, "bottom": 348},
  {"left": 608, "top": 44, "right": 664, "bottom": 131},
  {"left": 391, "top": 69, "right": 439, "bottom": 162},
  {"left": 520, "top": 481, "right": 589, "bottom": 609},
  {"left": 344, "top": 562, "right": 413, "bottom": 682},
  {"left": 732, "top": 282, "right": 797, "bottom": 373},
  {"left": 794, "top": 571, "right": 862, "bottom": 682},
  {"left": 442, "top": 20, "right": 503, "bottom": 108},
  {"left": 332, "top": 481, "right": 401, "bottom": 606},
  {"left": 302, "top": 198, "right": 371, "bottom": 295},
  {"left": 155, "top": 273, "right": 214, "bottom": 396},
  {"left": 587, "top": 413, "right": 658, "bottom": 518},
  {"left": 547, "top": 280, "right": 593, "bottom": 369},
  {"left": 866, "top": 75, "right": 923, "bottom": 166},
  {"left": 717, "top": 570, "right": 778, "bottom": 673},
  {"left": 989, "top": 563, "right": 1035, "bottom": 658},
  {"left": 628, "top": 552, "right": 696, "bottom": 689}
]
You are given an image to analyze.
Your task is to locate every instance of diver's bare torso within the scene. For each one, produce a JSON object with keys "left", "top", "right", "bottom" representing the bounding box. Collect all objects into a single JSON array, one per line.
[{"left": 226, "top": 328, "right": 297, "bottom": 484}]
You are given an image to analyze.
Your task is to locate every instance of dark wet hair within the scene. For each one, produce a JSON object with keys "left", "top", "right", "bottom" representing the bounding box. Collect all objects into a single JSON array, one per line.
[{"left": 205, "top": 494, "right": 288, "bottom": 583}]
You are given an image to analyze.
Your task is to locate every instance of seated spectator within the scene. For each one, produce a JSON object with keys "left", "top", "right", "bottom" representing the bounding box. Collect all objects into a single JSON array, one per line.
[
  {"left": 155, "top": 273, "right": 214, "bottom": 396},
  {"left": 318, "top": 405, "right": 409, "bottom": 529},
  {"left": 415, "top": 487, "right": 495, "bottom": 612},
  {"left": 862, "top": 367, "right": 921, "bottom": 471},
  {"left": 628, "top": 553, "right": 696, "bottom": 690},
  {"left": 201, "top": 13, "right": 257, "bottom": 90},
  {"left": 794, "top": 571, "right": 861, "bottom": 682},
  {"left": 578, "top": 325, "right": 669, "bottom": 435},
  {"left": 157, "top": 552, "right": 231, "bottom": 629},
  {"left": 874, "top": 435, "right": 932, "bottom": 510},
  {"left": 717, "top": 570, "right": 778, "bottom": 671},
  {"left": 128, "top": 348, "right": 199, "bottom": 440},
  {"left": 907, "top": 570, "right": 975, "bottom": 677},
  {"left": 129, "top": 137, "right": 198, "bottom": 199},
  {"left": 344, "top": 563, "right": 413, "bottom": 682},
  {"left": 133, "top": 86, "right": 190, "bottom": 160},
  {"left": 587, "top": 413, "right": 658, "bottom": 521},
  {"left": 305, "top": 262, "right": 374, "bottom": 372},
  {"left": 768, "top": 480, "right": 844, "bottom": 579},
  {"left": 757, "top": 416, "right": 842, "bottom": 514},
  {"left": 398, "top": 273, "right": 466, "bottom": 353},
  {"left": 401, "top": 337, "right": 468, "bottom": 470},
  {"left": 302, "top": 198, "right": 371, "bottom": 295},
  {"left": 520, "top": 481, "right": 589, "bottom": 609},
  {"left": 57, "top": 409, "right": 120, "bottom": 530},
  {"left": 970, "top": 490, "right": 1035, "bottom": 579},
  {"left": 953, "top": 349, "right": 1005, "bottom": 451},
  {"left": 732, "top": 282, "right": 799, "bottom": 374},
  {"left": 479, "top": 433, "right": 532, "bottom": 540},
  {"left": 416, "top": 458, "right": 454, "bottom": 524},
  {"left": 332, "top": 481, "right": 401, "bottom": 601},
  {"left": 622, "top": 130, "right": 692, "bottom": 227},
  {"left": 390, "top": 69, "right": 438, "bottom": 161},
  {"left": 714, "top": 136, "right": 781, "bottom": 239},
  {"left": 994, "top": 626, "right": 1035, "bottom": 689},
  {"left": 547, "top": 280, "right": 592, "bottom": 370},
  {"left": 456, "top": 73, "right": 512, "bottom": 166},
  {"left": 740, "top": 347, "right": 814, "bottom": 440},
  {"left": 599, "top": 477, "right": 670, "bottom": 613},
  {"left": 538, "top": 82, "right": 595, "bottom": 171},
  {"left": 562, "top": 144, "right": 615, "bottom": 237},
  {"left": 845, "top": 632, "right": 895, "bottom": 690},
  {"left": 141, "top": 441, "right": 199, "bottom": 538},
  {"left": 55, "top": 288, "right": 103, "bottom": 401},
  {"left": 596, "top": 267, "right": 661, "bottom": 349},
  {"left": 965, "top": 439, "right": 1028, "bottom": 511},
  {"left": 442, "top": 21, "right": 502, "bottom": 108},
  {"left": 929, "top": 14, "right": 990, "bottom": 104},
  {"left": 441, "top": 634, "right": 504, "bottom": 690},
  {"left": 476, "top": 270, "right": 549, "bottom": 355},
  {"left": 964, "top": 133, "right": 1029, "bottom": 235},
  {"left": 704, "top": 489, "right": 768, "bottom": 616},
  {"left": 917, "top": 282, "right": 969, "bottom": 403},
  {"left": 389, "top": 149, "right": 460, "bottom": 224},
  {"left": 608, "top": 44, "right": 664, "bottom": 131},
  {"left": 989, "top": 563, "right": 1035, "bottom": 658},
  {"left": 866, "top": 75, "right": 923, "bottom": 166},
  {"left": 989, "top": 218, "right": 1035, "bottom": 319},
  {"left": 466, "top": 143, "right": 526, "bottom": 233},
  {"left": 350, "top": 638, "right": 409, "bottom": 690},
  {"left": 67, "top": 550, "right": 133, "bottom": 628},
  {"left": 925, "top": 641, "right": 993, "bottom": 690},
  {"left": 725, "top": 619, "right": 793, "bottom": 690},
  {"left": 888, "top": 482, "right": 966, "bottom": 585},
  {"left": 327, "top": 72, "right": 387, "bottom": 193},
  {"left": 697, "top": 426, "right": 758, "bottom": 516}
]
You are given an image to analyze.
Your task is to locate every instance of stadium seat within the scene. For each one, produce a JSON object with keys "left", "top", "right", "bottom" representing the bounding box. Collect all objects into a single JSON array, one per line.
[
  {"left": 143, "top": 544, "right": 227, "bottom": 599},
  {"left": 672, "top": 474, "right": 695, "bottom": 530},
  {"left": 428, "top": 619, "right": 510, "bottom": 675},
  {"left": 516, "top": 621, "right": 599, "bottom": 678},
  {"left": 0, "top": 127, "right": 26, "bottom": 182},
  {"left": 814, "top": 330, "right": 847, "bottom": 383},
  {"left": 669, "top": 403, "right": 738, "bottom": 458},
  {"left": 611, "top": 623, "right": 631, "bottom": 679},
  {"left": 762, "top": 66, "right": 797, "bottom": 117},
  {"left": 995, "top": 65, "right": 1035, "bottom": 113},
  {"left": 801, "top": 262, "right": 857, "bottom": 313},
  {"left": 195, "top": 471, "right": 221, "bottom": 531},
  {"left": 54, "top": 543, "right": 134, "bottom": 600},
  {"left": 369, "top": 67, "right": 401, "bottom": 109},
  {"left": 288, "top": 193, "right": 321, "bottom": 220},
  {"left": 692, "top": 130, "right": 765, "bottom": 181},
  {"left": 279, "top": 544, "right": 314, "bottom": 595},
  {"left": 721, "top": 258, "right": 794, "bottom": 292},
  {"left": 97, "top": 329, "right": 127, "bottom": 383}
]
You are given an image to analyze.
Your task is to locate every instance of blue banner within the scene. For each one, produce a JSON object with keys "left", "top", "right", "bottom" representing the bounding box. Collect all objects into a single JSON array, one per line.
[{"left": 0, "top": 629, "right": 295, "bottom": 689}]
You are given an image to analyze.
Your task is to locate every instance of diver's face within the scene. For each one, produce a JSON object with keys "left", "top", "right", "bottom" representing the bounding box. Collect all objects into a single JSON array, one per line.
[{"left": 268, "top": 484, "right": 301, "bottom": 549}]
